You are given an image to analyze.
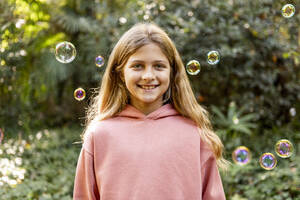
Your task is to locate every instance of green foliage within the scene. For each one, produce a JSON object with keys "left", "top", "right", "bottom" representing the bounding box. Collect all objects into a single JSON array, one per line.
[
  {"left": 0, "top": 126, "right": 299, "bottom": 199},
  {"left": 0, "top": 1, "right": 299, "bottom": 198},
  {"left": 221, "top": 155, "right": 300, "bottom": 200},
  {"left": 212, "top": 103, "right": 300, "bottom": 200},
  {"left": 0, "top": 127, "right": 81, "bottom": 200},
  {"left": 1, "top": 0, "right": 299, "bottom": 131},
  {"left": 212, "top": 101, "right": 258, "bottom": 135},
  {"left": 211, "top": 101, "right": 258, "bottom": 150}
]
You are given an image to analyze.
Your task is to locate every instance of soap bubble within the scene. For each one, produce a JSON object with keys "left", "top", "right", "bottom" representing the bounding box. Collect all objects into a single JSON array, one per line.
[
  {"left": 74, "top": 88, "right": 86, "bottom": 101},
  {"left": 186, "top": 60, "right": 201, "bottom": 75},
  {"left": 282, "top": 4, "right": 295, "bottom": 18},
  {"left": 232, "top": 146, "right": 251, "bottom": 165},
  {"left": 0, "top": 128, "right": 3, "bottom": 143},
  {"left": 275, "top": 139, "right": 294, "bottom": 158},
  {"left": 207, "top": 50, "right": 220, "bottom": 65},
  {"left": 55, "top": 41, "right": 76, "bottom": 63},
  {"left": 95, "top": 55, "right": 105, "bottom": 67},
  {"left": 259, "top": 153, "right": 277, "bottom": 170}
]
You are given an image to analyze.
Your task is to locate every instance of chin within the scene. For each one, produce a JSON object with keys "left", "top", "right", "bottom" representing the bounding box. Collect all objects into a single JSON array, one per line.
[{"left": 138, "top": 97, "right": 162, "bottom": 104}]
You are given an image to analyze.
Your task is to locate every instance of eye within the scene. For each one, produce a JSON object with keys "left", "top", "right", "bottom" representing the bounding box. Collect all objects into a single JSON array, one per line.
[
  {"left": 155, "top": 64, "right": 165, "bottom": 69},
  {"left": 132, "top": 64, "right": 143, "bottom": 69}
]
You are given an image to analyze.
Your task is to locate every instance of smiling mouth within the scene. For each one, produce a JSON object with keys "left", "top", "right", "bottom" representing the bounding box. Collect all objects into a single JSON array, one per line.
[{"left": 137, "top": 85, "right": 160, "bottom": 90}]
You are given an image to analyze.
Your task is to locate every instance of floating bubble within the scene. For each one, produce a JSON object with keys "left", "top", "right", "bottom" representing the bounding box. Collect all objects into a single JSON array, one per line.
[
  {"left": 95, "top": 55, "right": 105, "bottom": 67},
  {"left": 207, "top": 50, "right": 220, "bottom": 65},
  {"left": 275, "top": 139, "right": 294, "bottom": 158},
  {"left": 186, "top": 60, "right": 201, "bottom": 75},
  {"left": 282, "top": 4, "right": 295, "bottom": 18},
  {"left": 232, "top": 146, "right": 251, "bottom": 165},
  {"left": 55, "top": 41, "right": 76, "bottom": 63},
  {"left": 0, "top": 128, "right": 3, "bottom": 143},
  {"left": 74, "top": 88, "right": 86, "bottom": 101},
  {"left": 289, "top": 107, "right": 296, "bottom": 117},
  {"left": 259, "top": 153, "right": 277, "bottom": 170}
]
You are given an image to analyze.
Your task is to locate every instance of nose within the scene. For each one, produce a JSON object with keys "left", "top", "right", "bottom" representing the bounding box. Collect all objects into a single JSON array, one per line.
[{"left": 141, "top": 66, "right": 155, "bottom": 80}]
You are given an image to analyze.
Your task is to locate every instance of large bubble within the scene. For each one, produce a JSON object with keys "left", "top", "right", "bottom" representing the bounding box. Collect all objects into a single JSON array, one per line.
[
  {"left": 74, "top": 88, "right": 86, "bottom": 101},
  {"left": 207, "top": 50, "right": 220, "bottom": 65},
  {"left": 259, "top": 153, "right": 277, "bottom": 170},
  {"left": 282, "top": 4, "right": 295, "bottom": 18},
  {"left": 232, "top": 146, "right": 251, "bottom": 165},
  {"left": 275, "top": 139, "right": 294, "bottom": 158},
  {"left": 55, "top": 41, "right": 76, "bottom": 63},
  {"left": 95, "top": 55, "right": 105, "bottom": 67},
  {"left": 186, "top": 60, "right": 201, "bottom": 75}
]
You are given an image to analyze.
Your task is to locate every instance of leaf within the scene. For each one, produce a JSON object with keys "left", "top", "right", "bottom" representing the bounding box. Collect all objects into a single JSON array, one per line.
[
  {"left": 238, "top": 113, "right": 258, "bottom": 123},
  {"left": 211, "top": 105, "right": 227, "bottom": 121},
  {"left": 227, "top": 103, "right": 237, "bottom": 120},
  {"left": 232, "top": 125, "right": 252, "bottom": 135}
]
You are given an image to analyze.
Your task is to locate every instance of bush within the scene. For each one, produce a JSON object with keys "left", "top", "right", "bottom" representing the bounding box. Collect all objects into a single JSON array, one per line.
[
  {"left": 0, "top": 127, "right": 81, "bottom": 200},
  {"left": 1, "top": 0, "right": 299, "bottom": 130}
]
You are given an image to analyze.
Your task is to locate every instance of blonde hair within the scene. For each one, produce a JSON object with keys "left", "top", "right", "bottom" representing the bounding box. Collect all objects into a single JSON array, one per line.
[{"left": 83, "top": 22, "right": 228, "bottom": 170}]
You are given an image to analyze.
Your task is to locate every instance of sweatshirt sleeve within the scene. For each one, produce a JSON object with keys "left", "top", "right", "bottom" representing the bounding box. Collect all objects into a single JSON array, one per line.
[
  {"left": 201, "top": 153, "right": 226, "bottom": 200},
  {"left": 73, "top": 130, "right": 100, "bottom": 200}
]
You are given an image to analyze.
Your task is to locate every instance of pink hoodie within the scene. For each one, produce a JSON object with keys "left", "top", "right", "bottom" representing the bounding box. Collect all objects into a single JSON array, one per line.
[{"left": 73, "top": 103, "right": 226, "bottom": 200}]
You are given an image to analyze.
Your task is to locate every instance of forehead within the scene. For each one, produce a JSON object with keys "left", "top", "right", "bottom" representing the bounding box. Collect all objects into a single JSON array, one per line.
[{"left": 127, "top": 43, "right": 169, "bottom": 64}]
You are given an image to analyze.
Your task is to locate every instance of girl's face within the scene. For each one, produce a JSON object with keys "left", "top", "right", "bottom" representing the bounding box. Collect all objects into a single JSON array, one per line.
[{"left": 122, "top": 43, "right": 171, "bottom": 110}]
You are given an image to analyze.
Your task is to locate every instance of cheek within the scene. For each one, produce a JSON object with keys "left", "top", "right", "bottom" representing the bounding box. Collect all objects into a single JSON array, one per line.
[
  {"left": 161, "top": 73, "right": 171, "bottom": 85},
  {"left": 124, "top": 74, "right": 139, "bottom": 87}
]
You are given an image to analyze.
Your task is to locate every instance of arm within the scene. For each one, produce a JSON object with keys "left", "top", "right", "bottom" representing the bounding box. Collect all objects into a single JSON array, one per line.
[
  {"left": 73, "top": 127, "right": 100, "bottom": 200},
  {"left": 201, "top": 153, "right": 226, "bottom": 200},
  {"left": 73, "top": 148, "right": 100, "bottom": 200}
]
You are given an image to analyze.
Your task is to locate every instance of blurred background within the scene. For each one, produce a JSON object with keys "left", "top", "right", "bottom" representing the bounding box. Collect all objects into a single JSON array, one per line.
[{"left": 0, "top": 0, "right": 299, "bottom": 199}]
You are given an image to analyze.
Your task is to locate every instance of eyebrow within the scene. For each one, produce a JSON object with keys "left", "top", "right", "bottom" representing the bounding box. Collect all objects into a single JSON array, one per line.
[{"left": 129, "top": 60, "right": 168, "bottom": 64}]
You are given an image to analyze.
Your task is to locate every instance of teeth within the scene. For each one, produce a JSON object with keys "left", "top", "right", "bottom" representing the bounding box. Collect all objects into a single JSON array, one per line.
[{"left": 140, "top": 85, "right": 157, "bottom": 89}]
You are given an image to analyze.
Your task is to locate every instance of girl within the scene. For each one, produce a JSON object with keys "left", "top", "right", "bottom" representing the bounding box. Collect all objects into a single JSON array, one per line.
[{"left": 73, "top": 22, "right": 228, "bottom": 200}]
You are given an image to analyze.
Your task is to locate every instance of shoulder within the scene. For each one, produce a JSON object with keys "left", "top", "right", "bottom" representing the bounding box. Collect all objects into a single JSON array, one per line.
[
  {"left": 82, "top": 119, "right": 111, "bottom": 154},
  {"left": 167, "top": 114, "right": 198, "bottom": 128}
]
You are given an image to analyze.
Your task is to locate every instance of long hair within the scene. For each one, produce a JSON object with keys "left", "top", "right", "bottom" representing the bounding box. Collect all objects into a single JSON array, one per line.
[{"left": 82, "top": 22, "right": 228, "bottom": 170}]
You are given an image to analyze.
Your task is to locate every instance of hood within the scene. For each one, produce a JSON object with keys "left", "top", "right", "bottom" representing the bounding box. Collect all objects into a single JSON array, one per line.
[{"left": 116, "top": 103, "right": 180, "bottom": 120}]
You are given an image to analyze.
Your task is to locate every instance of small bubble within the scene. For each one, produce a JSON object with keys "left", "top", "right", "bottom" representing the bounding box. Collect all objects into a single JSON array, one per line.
[
  {"left": 207, "top": 50, "right": 220, "bottom": 65},
  {"left": 95, "top": 55, "right": 105, "bottom": 67},
  {"left": 55, "top": 41, "right": 76, "bottom": 63},
  {"left": 275, "top": 139, "right": 294, "bottom": 158},
  {"left": 0, "top": 128, "right": 4, "bottom": 143},
  {"left": 282, "top": 4, "right": 295, "bottom": 18},
  {"left": 186, "top": 60, "right": 201, "bottom": 75},
  {"left": 259, "top": 153, "right": 277, "bottom": 170},
  {"left": 74, "top": 88, "right": 86, "bottom": 101},
  {"left": 232, "top": 146, "right": 251, "bottom": 165},
  {"left": 289, "top": 107, "right": 296, "bottom": 117}
]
